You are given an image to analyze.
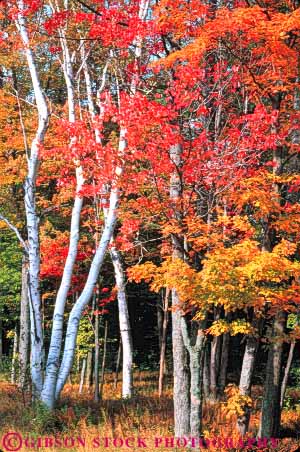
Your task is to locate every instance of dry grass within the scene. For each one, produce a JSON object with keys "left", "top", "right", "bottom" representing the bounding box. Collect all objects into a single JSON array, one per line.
[{"left": 0, "top": 373, "right": 299, "bottom": 452}]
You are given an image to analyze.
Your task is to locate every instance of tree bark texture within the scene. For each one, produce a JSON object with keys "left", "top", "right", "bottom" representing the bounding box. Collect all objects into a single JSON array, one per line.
[
  {"left": 18, "top": 255, "right": 30, "bottom": 389},
  {"left": 259, "top": 312, "right": 286, "bottom": 438},
  {"left": 110, "top": 246, "right": 133, "bottom": 398},
  {"left": 170, "top": 143, "right": 190, "bottom": 437},
  {"left": 181, "top": 317, "right": 206, "bottom": 438},
  {"left": 280, "top": 340, "right": 295, "bottom": 409},
  {"left": 237, "top": 328, "right": 259, "bottom": 436}
]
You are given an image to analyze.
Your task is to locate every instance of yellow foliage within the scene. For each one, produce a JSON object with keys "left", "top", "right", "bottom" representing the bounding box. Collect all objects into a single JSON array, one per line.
[
  {"left": 206, "top": 319, "right": 254, "bottom": 337},
  {"left": 222, "top": 385, "right": 252, "bottom": 419}
]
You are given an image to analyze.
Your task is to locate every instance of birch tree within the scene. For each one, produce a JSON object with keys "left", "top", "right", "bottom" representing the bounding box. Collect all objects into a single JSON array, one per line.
[
  {"left": 15, "top": 0, "right": 50, "bottom": 396},
  {"left": 10, "top": 0, "right": 149, "bottom": 409}
]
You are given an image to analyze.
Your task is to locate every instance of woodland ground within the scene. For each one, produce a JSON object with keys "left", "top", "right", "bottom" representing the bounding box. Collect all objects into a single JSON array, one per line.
[{"left": 0, "top": 372, "right": 299, "bottom": 452}]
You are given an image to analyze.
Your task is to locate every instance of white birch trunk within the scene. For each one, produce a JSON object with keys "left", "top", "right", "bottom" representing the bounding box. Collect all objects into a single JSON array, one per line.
[
  {"left": 41, "top": 25, "right": 84, "bottom": 408},
  {"left": 53, "top": 0, "right": 147, "bottom": 403},
  {"left": 18, "top": 255, "right": 30, "bottom": 389},
  {"left": 15, "top": 1, "right": 50, "bottom": 396},
  {"left": 237, "top": 333, "right": 259, "bottom": 435},
  {"left": 78, "top": 0, "right": 148, "bottom": 402},
  {"left": 110, "top": 246, "right": 133, "bottom": 398},
  {"left": 54, "top": 181, "right": 120, "bottom": 399}
]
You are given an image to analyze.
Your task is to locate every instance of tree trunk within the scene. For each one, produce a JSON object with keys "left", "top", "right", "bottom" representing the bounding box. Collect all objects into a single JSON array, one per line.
[
  {"left": 280, "top": 340, "right": 295, "bottom": 409},
  {"left": 210, "top": 307, "right": 221, "bottom": 400},
  {"left": 85, "top": 351, "right": 93, "bottom": 389},
  {"left": 170, "top": 143, "right": 190, "bottom": 437},
  {"left": 219, "top": 332, "right": 230, "bottom": 395},
  {"left": 18, "top": 255, "right": 30, "bottom": 390},
  {"left": 110, "top": 246, "right": 133, "bottom": 399},
  {"left": 99, "top": 320, "right": 108, "bottom": 399},
  {"left": 40, "top": 24, "right": 84, "bottom": 409},
  {"left": 259, "top": 312, "right": 286, "bottom": 438},
  {"left": 53, "top": 0, "right": 148, "bottom": 404},
  {"left": 79, "top": 357, "right": 86, "bottom": 394},
  {"left": 203, "top": 342, "right": 210, "bottom": 400},
  {"left": 181, "top": 317, "right": 206, "bottom": 437},
  {"left": 172, "top": 290, "right": 190, "bottom": 437},
  {"left": 54, "top": 181, "right": 120, "bottom": 400},
  {"left": 94, "top": 308, "right": 100, "bottom": 402},
  {"left": 157, "top": 301, "right": 163, "bottom": 351},
  {"left": 158, "top": 289, "right": 169, "bottom": 397},
  {"left": 237, "top": 329, "right": 259, "bottom": 435},
  {"left": 210, "top": 335, "right": 220, "bottom": 400},
  {"left": 114, "top": 340, "right": 122, "bottom": 390},
  {"left": 15, "top": 4, "right": 49, "bottom": 397},
  {"left": 11, "top": 327, "right": 18, "bottom": 384}
]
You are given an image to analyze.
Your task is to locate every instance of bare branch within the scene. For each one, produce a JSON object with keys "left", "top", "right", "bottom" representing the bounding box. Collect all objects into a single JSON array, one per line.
[{"left": 0, "top": 214, "right": 28, "bottom": 254}]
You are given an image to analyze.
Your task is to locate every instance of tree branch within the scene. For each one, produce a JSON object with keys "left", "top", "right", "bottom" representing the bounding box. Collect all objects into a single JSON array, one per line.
[{"left": 0, "top": 214, "right": 28, "bottom": 254}]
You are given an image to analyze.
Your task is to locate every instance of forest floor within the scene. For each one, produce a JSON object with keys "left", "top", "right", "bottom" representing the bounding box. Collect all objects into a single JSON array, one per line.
[{"left": 0, "top": 372, "right": 299, "bottom": 452}]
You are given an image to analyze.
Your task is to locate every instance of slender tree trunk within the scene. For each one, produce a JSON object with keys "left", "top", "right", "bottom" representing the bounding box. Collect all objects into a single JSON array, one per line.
[
  {"left": 237, "top": 328, "right": 260, "bottom": 435},
  {"left": 15, "top": 4, "right": 49, "bottom": 397},
  {"left": 94, "top": 309, "right": 100, "bottom": 402},
  {"left": 203, "top": 342, "right": 210, "bottom": 400},
  {"left": 259, "top": 312, "right": 286, "bottom": 437},
  {"left": 258, "top": 93, "right": 287, "bottom": 437},
  {"left": 157, "top": 295, "right": 163, "bottom": 352},
  {"left": 11, "top": 327, "right": 18, "bottom": 384},
  {"left": 41, "top": 22, "right": 84, "bottom": 409},
  {"left": 219, "top": 332, "right": 230, "bottom": 395},
  {"left": 158, "top": 289, "right": 169, "bottom": 397},
  {"left": 79, "top": 357, "right": 86, "bottom": 394},
  {"left": 85, "top": 351, "right": 93, "bottom": 389},
  {"left": 181, "top": 317, "right": 206, "bottom": 438},
  {"left": 280, "top": 340, "right": 295, "bottom": 409},
  {"left": 18, "top": 256, "right": 30, "bottom": 390},
  {"left": 172, "top": 289, "right": 190, "bottom": 437},
  {"left": 110, "top": 246, "right": 133, "bottom": 398},
  {"left": 170, "top": 143, "right": 190, "bottom": 437},
  {"left": 210, "top": 307, "right": 221, "bottom": 400},
  {"left": 99, "top": 320, "right": 108, "bottom": 399},
  {"left": 210, "top": 336, "right": 220, "bottom": 400},
  {"left": 54, "top": 181, "right": 120, "bottom": 399},
  {"left": 53, "top": 0, "right": 148, "bottom": 405},
  {"left": 114, "top": 340, "right": 122, "bottom": 390}
]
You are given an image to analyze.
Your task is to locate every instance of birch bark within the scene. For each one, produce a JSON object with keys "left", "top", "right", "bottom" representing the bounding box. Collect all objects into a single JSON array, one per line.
[
  {"left": 110, "top": 246, "right": 133, "bottom": 398},
  {"left": 237, "top": 319, "right": 260, "bottom": 435},
  {"left": 18, "top": 255, "right": 30, "bottom": 389},
  {"left": 15, "top": 1, "right": 50, "bottom": 395},
  {"left": 41, "top": 18, "right": 84, "bottom": 408}
]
